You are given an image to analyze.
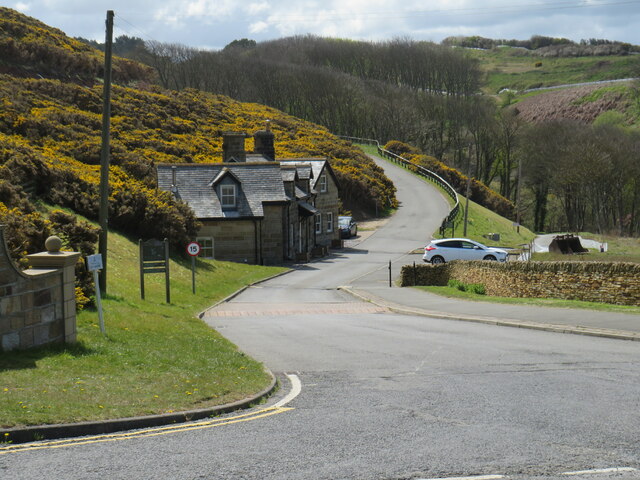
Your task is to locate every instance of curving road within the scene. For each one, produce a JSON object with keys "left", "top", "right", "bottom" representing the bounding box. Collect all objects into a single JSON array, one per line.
[{"left": 2, "top": 156, "right": 639, "bottom": 480}]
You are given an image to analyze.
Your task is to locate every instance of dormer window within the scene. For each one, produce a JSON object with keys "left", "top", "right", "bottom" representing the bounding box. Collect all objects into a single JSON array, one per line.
[{"left": 220, "top": 184, "right": 236, "bottom": 208}]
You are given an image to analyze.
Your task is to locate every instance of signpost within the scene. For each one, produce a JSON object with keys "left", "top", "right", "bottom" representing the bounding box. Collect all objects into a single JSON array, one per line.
[
  {"left": 139, "top": 238, "right": 170, "bottom": 303},
  {"left": 186, "top": 241, "right": 201, "bottom": 294},
  {"left": 87, "top": 253, "right": 106, "bottom": 335}
]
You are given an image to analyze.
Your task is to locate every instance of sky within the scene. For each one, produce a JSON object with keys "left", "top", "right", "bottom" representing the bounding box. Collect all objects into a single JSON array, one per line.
[{"left": 9, "top": 0, "right": 640, "bottom": 50}]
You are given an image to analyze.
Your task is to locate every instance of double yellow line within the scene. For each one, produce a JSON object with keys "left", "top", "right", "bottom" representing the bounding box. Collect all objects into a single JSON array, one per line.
[{"left": 0, "top": 406, "right": 293, "bottom": 455}]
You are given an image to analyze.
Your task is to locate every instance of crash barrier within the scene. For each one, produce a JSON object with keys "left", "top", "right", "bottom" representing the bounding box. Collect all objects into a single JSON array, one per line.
[
  {"left": 0, "top": 225, "right": 80, "bottom": 351},
  {"left": 340, "top": 136, "right": 460, "bottom": 234},
  {"left": 401, "top": 261, "right": 640, "bottom": 306}
]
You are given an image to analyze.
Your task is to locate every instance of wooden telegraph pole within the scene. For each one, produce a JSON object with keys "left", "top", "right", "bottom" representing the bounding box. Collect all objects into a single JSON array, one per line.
[
  {"left": 463, "top": 144, "right": 472, "bottom": 237},
  {"left": 98, "top": 10, "right": 114, "bottom": 293}
]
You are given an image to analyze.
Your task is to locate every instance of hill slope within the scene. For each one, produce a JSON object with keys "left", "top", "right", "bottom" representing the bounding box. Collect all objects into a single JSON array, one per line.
[{"left": 0, "top": 9, "right": 397, "bottom": 264}]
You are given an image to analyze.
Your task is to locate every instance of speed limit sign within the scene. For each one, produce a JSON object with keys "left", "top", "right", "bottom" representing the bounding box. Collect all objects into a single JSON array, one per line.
[{"left": 186, "top": 241, "right": 201, "bottom": 257}]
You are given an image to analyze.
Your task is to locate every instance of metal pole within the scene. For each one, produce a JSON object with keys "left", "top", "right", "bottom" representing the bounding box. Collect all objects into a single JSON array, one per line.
[
  {"left": 388, "top": 260, "right": 392, "bottom": 287},
  {"left": 191, "top": 256, "right": 196, "bottom": 294},
  {"left": 93, "top": 270, "right": 106, "bottom": 335},
  {"left": 98, "top": 10, "right": 114, "bottom": 293},
  {"left": 139, "top": 239, "right": 145, "bottom": 300},
  {"left": 164, "top": 238, "right": 170, "bottom": 304}
]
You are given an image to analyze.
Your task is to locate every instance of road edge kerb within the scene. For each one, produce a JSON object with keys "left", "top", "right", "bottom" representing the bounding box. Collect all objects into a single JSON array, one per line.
[
  {"left": 0, "top": 370, "right": 278, "bottom": 445},
  {"left": 339, "top": 286, "right": 640, "bottom": 342}
]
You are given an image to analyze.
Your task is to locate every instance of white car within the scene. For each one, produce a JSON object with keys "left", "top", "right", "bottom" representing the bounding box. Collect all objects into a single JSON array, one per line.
[{"left": 423, "top": 238, "right": 508, "bottom": 264}]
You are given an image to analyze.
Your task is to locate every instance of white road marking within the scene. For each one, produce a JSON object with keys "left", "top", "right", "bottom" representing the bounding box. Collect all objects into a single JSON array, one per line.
[
  {"left": 273, "top": 373, "right": 302, "bottom": 408},
  {"left": 418, "top": 476, "right": 505, "bottom": 480},
  {"left": 561, "top": 467, "right": 638, "bottom": 475}
]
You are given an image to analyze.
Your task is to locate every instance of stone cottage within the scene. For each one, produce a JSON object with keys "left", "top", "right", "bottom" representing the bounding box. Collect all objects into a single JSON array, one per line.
[{"left": 156, "top": 127, "right": 340, "bottom": 264}]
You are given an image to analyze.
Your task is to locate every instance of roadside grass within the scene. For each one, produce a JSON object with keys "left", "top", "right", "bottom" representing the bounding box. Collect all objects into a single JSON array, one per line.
[
  {"left": 0, "top": 228, "right": 286, "bottom": 428},
  {"left": 440, "top": 199, "right": 536, "bottom": 249},
  {"left": 415, "top": 285, "right": 640, "bottom": 315}
]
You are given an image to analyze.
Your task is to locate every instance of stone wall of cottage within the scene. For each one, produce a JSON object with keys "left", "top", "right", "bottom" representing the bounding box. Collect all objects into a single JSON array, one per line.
[
  {"left": 400, "top": 261, "right": 640, "bottom": 306},
  {"left": 199, "top": 220, "right": 258, "bottom": 264},
  {"left": 0, "top": 227, "right": 80, "bottom": 352},
  {"left": 261, "top": 205, "right": 286, "bottom": 265},
  {"left": 314, "top": 172, "right": 340, "bottom": 248},
  {"left": 199, "top": 207, "right": 287, "bottom": 265}
]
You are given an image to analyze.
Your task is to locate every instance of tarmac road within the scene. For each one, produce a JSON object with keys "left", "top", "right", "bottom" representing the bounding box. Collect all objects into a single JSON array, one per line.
[{"left": 1, "top": 156, "right": 639, "bottom": 480}]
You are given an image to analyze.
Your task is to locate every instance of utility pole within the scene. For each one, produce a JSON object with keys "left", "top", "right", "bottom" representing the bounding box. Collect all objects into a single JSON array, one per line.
[
  {"left": 98, "top": 10, "right": 114, "bottom": 293},
  {"left": 515, "top": 155, "right": 522, "bottom": 234},
  {"left": 463, "top": 144, "right": 472, "bottom": 237}
]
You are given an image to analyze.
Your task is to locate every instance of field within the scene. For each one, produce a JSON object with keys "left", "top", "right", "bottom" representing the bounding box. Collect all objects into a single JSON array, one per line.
[{"left": 467, "top": 47, "right": 639, "bottom": 93}]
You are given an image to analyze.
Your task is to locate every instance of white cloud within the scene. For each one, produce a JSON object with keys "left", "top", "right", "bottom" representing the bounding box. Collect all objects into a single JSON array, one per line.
[
  {"left": 6, "top": 0, "right": 640, "bottom": 48},
  {"left": 13, "top": 2, "right": 30, "bottom": 12},
  {"left": 247, "top": 1, "right": 270, "bottom": 15},
  {"left": 249, "top": 21, "right": 269, "bottom": 34}
]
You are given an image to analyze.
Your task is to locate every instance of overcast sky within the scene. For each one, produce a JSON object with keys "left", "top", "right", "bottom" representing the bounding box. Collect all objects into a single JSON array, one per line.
[{"left": 10, "top": 0, "right": 640, "bottom": 50}]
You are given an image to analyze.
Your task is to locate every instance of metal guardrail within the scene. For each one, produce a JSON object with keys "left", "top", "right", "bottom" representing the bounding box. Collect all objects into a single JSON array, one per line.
[{"left": 340, "top": 136, "right": 461, "bottom": 235}]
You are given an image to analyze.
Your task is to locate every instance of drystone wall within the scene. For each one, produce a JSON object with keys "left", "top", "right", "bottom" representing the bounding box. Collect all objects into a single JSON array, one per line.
[{"left": 401, "top": 261, "right": 640, "bottom": 306}]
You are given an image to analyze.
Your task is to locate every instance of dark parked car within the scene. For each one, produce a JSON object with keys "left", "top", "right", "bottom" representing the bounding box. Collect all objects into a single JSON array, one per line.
[{"left": 338, "top": 216, "right": 358, "bottom": 239}]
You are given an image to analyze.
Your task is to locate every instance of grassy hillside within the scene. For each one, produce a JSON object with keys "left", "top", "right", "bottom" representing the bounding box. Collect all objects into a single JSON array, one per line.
[
  {"left": 468, "top": 46, "right": 639, "bottom": 94},
  {"left": 0, "top": 221, "right": 284, "bottom": 428}
]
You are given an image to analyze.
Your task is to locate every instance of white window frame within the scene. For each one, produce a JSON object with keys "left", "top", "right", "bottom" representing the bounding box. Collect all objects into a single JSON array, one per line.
[
  {"left": 315, "top": 213, "right": 322, "bottom": 234},
  {"left": 220, "top": 184, "right": 236, "bottom": 208},
  {"left": 196, "top": 237, "right": 214, "bottom": 259},
  {"left": 326, "top": 212, "right": 333, "bottom": 233},
  {"left": 319, "top": 174, "right": 327, "bottom": 193}
]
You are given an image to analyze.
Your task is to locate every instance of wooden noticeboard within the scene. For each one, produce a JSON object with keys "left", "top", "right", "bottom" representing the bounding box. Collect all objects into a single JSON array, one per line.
[{"left": 139, "top": 238, "right": 170, "bottom": 303}]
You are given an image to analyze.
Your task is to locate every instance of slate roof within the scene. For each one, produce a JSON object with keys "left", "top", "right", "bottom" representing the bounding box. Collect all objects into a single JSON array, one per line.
[
  {"left": 157, "top": 163, "right": 289, "bottom": 219},
  {"left": 279, "top": 158, "right": 334, "bottom": 191}
]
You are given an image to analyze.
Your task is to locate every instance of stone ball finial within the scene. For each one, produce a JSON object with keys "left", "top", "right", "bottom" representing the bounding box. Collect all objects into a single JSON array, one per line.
[{"left": 45, "top": 236, "right": 63, "bottom": 253}]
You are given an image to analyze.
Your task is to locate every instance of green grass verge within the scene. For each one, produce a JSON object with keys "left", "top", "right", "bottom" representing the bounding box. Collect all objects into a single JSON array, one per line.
[
  {"left": 442, "top": 199, "right": 536, "bottom": 249},
  {"left": 415, "top": 285, "right": 640, "bottom": 315},
  {"left": 0, "top": 229, "right": 286, "bottom": 428}
]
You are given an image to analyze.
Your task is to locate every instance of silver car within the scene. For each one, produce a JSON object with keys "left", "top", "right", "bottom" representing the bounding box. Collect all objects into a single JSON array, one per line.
[{"left": 423, "top": 238, "right": 508, "bottom": 264}]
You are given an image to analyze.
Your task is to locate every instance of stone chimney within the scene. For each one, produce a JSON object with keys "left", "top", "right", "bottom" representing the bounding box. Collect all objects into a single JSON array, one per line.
[
  {"left": 253, "top": 120, "right": 276, "bottom": 161},
  {"left": 222, "top": 132, "right": 247, "bottom": 162}
]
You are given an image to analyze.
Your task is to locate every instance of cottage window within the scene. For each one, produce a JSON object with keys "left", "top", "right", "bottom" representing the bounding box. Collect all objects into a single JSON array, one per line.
[
  {"left": 326, "top": 212, "right": 333, "bottom": 232},
  {"left": 220, "top": 184, "right": 236, "bottom": 208},
  {"left": 315, "top": 213, "right": 322, "bottom": 234},
  {"left": 196, "top": 237, "right": 214, "bottom": 258},
  {"left": 319, "top": 174, "right": 327, "bottom": 193}
]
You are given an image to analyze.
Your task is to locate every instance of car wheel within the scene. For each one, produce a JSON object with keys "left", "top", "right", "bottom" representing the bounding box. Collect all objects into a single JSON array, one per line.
[
  {"left": 431, "top": 256, "right": 445, "bottom": 264},
  {"left": 483, "top": 255, "right": 497, "bottom": 261}
]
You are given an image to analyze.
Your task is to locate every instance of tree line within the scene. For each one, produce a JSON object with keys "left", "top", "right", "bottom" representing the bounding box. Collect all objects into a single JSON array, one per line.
[{"left": 85, "top": 33, "right": 640, "bottom": 236}]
